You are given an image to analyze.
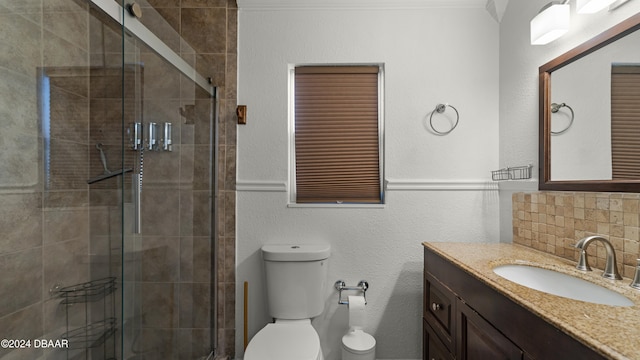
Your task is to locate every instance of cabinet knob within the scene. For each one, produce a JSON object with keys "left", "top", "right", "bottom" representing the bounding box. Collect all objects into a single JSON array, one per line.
[{"left": 431, "top": 302, "right": 442, "bottom": 311}]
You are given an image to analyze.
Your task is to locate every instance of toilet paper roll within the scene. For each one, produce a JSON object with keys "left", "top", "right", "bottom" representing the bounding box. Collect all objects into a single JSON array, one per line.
[{"left": 348, "top": 295, "right": 367, "bottom": 329}]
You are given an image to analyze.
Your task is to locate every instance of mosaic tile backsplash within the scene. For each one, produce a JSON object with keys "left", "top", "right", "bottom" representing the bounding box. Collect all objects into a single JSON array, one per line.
[{"left": 513, "top": 192, "right": 640, "bottom": 278}]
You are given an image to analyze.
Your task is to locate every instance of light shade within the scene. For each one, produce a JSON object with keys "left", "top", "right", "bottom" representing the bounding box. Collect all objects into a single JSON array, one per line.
[
  {"left": 530, "top": 2, "right": 570, "bottom": 45},
  {"left": 576, "top": 0, "right": 617, "bottom": 14}
]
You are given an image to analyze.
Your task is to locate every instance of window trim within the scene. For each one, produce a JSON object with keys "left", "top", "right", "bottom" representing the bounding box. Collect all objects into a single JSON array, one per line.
[{"left": 288, "top": 63, "right": 385, "bottom": 206}]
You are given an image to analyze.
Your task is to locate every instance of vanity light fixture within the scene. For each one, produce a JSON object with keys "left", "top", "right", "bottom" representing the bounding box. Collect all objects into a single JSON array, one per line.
[
  {"left": 530, "top": 1, "right": 571, "bottom": 45},
  {"left": 576, "top": 0, "right": 618, "bottom": 13}
]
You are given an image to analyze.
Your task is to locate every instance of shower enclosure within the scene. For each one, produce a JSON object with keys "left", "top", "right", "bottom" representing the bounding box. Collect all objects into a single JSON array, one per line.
[{"left": 0, "top": 0, "right": 219, "bottom": 359}]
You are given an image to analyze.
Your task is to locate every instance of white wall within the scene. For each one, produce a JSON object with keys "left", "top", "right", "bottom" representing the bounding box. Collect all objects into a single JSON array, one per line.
[
  {"left": 498, "top": 0, "right": 640, "bottom": 241},
  {"left": 236, "top": 2, "right": 500, "bottom": 359},
  {"left": 551, "top": 52, "right": 613, "bottom": 181}
]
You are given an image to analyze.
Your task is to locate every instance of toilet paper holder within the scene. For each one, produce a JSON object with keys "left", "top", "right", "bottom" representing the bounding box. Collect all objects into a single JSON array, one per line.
[{"left": 335, "top": 280, "right": 368, "bottom": 305}]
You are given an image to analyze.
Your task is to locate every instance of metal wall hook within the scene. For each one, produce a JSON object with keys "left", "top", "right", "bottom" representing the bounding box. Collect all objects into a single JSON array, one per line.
[
  {"left": 550, "top": 102, "right": 574, "bottom": 135},
  {"left": 429, "top": 103, "right": 459, "bottom": 135}
]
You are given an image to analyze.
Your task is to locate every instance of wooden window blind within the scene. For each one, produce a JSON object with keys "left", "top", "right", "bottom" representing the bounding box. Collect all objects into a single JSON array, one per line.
[
  {"left": 294, "top": 66, "right": 382, "bottom": 203},
  {"left": 611, "top": 65, "right": 640, "bottom": 179}
]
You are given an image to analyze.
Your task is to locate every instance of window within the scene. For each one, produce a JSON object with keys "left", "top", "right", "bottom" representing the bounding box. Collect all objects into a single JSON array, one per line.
[
  {"left": 291, "top": 65, "right": 384, "bottom": 204},
  {"left": 611, "top": 64, "right": 640, "bottom": 179}
]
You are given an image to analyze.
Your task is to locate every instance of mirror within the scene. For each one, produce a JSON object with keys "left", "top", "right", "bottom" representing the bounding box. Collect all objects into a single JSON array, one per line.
[{"left": 540, "top": 13, "right": 640, "bottom": 192}]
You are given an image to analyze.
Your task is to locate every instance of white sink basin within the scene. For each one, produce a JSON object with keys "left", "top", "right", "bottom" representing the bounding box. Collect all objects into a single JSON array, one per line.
[{"left": 493, "top": 264, "right": 634, "bottom": 307}]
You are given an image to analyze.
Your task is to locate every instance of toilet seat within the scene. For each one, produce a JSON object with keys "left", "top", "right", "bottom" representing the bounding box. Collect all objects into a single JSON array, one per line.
[{"left": 244, "top": 320, "right": 322, "bottom": 360}]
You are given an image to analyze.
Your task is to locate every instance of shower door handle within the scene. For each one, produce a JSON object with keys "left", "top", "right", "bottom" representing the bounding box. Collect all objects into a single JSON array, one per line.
[{"left": 133, "top": 173, "right": 141, "bottom": 234}]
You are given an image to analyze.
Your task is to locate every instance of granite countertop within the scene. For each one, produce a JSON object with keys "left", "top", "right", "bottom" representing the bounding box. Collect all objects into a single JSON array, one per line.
[{"left": 423, "top": 242, "right": 640, "bottom": 360}]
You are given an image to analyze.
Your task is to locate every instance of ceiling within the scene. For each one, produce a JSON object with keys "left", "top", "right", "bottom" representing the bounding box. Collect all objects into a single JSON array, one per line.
[
  {"left": 237, "top": 0, "right": 492, "bottom": 10},
  {"left": 236, "top": 0, "right": 509, "bottom": 22}
]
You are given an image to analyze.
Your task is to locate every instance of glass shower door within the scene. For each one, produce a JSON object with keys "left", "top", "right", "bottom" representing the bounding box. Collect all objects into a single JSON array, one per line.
[
  {"left": 120, "top": 3, "right": 218, "bottom": 359},
  {"left": 0, "top": 0, "right": 217, "bottom": 358}
]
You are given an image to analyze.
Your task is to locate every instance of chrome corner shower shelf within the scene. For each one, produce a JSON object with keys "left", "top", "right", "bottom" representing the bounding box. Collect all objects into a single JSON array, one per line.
[
  {"left": 58, "top": 277, "right": 116, "bottom": 304},
  {"left": 491, "top": 164, "right": 532, "bottom": 181},
  {"left": 58, "top": 277, "right": 117, "bottom": 358},
  {"left": 62, "top": 318, "right": 117, "bottom": 350}
]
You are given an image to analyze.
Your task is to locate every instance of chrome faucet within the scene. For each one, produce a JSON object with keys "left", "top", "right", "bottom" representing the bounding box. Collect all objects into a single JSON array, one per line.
[
  {"left": 630, "top": 259, "right": 640, "bottom": 290},
  {"left": 574, "top": 235, "right": 622, "bottom": 280}
]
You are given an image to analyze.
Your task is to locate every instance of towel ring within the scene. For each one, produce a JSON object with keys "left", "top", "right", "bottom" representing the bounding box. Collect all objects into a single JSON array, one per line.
[
  {"left": 550, "top": 102, "right": 574, "bottom": 135},
  {"left": 429, "top": 103, "right": 459, "bottom": 135}
]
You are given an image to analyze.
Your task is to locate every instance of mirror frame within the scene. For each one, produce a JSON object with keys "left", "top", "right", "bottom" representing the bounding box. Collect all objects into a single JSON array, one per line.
[{"left": 539, "top": 12, "right": 640, "bottom": 192}]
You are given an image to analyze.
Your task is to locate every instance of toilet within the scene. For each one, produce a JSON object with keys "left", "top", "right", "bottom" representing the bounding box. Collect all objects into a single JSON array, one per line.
[{"left": 244, "top": 244, "right": 331, "bottom": 360}]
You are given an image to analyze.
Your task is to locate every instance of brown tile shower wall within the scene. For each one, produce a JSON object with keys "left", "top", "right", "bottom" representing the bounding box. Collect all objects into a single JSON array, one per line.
[
  {"left": 136, "top": 0, "right": 238, "bottom": 358},
  {"left": 0, "top": 1, "right": 92, "bottom": 359},
  {"left": 0, "top": 2, "right": 237, "bottom": 360},
  {"left": 513, "top": 192, "right": 640, "bottom": 278}
]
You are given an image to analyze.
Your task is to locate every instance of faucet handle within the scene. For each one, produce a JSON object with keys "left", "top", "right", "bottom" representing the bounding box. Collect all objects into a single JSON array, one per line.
[
  {"left": 576, "top": 249, "right": 592, "bottom": 272},
  {"left": 631, "top": 259, "right": 640, "bottom": 290}
]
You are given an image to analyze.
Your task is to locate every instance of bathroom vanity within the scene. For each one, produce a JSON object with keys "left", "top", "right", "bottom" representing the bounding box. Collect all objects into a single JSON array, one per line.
[{"left": 423, "top": 242, "right": 640, "bottom": 360}]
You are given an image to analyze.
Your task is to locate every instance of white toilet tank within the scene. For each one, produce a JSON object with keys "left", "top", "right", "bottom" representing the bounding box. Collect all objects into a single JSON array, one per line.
[{"left": 262, "top": 244, "right": 330, "bottom": 320}]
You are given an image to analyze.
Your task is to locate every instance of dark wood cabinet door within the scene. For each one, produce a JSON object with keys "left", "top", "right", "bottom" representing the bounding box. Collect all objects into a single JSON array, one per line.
[
  {"left": 457, "top": 300, "right": 523, "bottom": 360},
  {"left": 424, "top": 273, "right": 456, "bottom": 352},
  {"left": 424, "top": 319, "right": 454, "bottom": 360}
]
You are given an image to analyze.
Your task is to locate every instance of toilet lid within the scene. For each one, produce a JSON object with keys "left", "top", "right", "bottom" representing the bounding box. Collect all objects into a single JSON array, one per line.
[{"left": 244, "top": 322, "right": 320, "bottom": 360}]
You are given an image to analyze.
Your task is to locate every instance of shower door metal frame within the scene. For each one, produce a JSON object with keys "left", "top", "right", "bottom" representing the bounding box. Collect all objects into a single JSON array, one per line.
[{"left": 90, "top": 0, "right": 215, "bottom": 97}]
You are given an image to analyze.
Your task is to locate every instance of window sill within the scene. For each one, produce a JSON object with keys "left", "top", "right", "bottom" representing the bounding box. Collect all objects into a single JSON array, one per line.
[{"left": 287, "top": 203, "right": 385, "bottom": 209}]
